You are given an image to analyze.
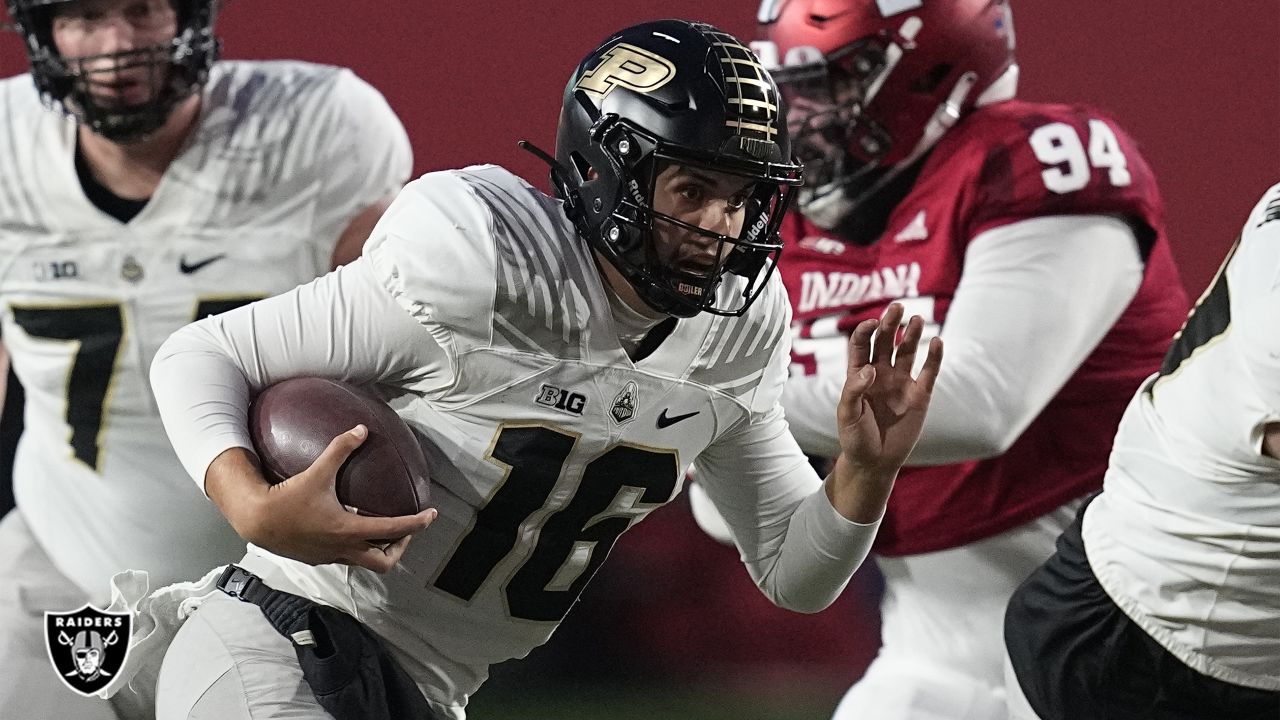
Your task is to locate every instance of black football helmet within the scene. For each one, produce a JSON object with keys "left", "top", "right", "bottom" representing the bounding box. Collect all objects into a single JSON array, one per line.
[
  {"left": 5, "top": 0, "right": 221, "bottom": 143},
  {"left": 525, "top": 19, "right": 803, "bottom": 318}
]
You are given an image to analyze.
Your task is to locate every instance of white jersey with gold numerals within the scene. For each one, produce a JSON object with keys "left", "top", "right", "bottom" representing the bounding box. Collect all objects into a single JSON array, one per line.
[
  {"left": 0, "top": 60, "right": 411, "bottom": 600},
  {"left": 1083, "top": 182, "right": 1280, "bottom": 691},
  {"left": 152, "top": 165, "right": 875, "bottom": 718}
]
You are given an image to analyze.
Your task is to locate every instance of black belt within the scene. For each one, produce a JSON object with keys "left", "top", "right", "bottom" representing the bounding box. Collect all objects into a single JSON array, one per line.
[{"left": 216, "top": 564, "right": 443, "bottom": 720}]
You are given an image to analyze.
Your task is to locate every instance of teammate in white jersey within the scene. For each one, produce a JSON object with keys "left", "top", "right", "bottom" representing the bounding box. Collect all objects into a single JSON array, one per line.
[
  {"left": 1003, "top": 183, "right": 1280, "bottom": 719},
  {"left": 143, "top": 19, "right": 943, "bottom": 720},
  {"left": 0, "top": 1, "right": 411, "bottom": 717}
]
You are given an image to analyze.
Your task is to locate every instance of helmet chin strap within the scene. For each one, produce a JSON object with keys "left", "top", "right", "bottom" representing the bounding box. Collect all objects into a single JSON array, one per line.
[{"left": 801, "top": 70, "right": 980, "bottom": 231}]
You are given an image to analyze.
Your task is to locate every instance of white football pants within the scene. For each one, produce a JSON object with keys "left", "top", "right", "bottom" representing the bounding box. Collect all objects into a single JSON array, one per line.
[
  {"left": 831, "top": 498, "right": 1083, "bottom": 720},
  {"left": 155, "top": 589, "right": 336, "bottom": 720},
  {"left": 0, "top": 510, "right": 130, "bottom": 720}
]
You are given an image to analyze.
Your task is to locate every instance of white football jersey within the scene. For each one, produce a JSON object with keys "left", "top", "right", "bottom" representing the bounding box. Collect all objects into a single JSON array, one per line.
[
  {"left": 1083, "top": 182, "right": 1280, "bottom": 691},
  {"left": 152, "top": 165, "right": 878, "bottom": 718},
  {"left": 0, "top": 60, "right": 411, "bottom": 599}
]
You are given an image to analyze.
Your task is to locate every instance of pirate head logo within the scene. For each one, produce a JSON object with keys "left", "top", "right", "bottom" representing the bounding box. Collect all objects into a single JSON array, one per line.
[
  {"left": 45, "top": 605, "right": 132, "bottom": 697},
  {"left": 610, "top": 381, "right": 639, "bottom": 425}
]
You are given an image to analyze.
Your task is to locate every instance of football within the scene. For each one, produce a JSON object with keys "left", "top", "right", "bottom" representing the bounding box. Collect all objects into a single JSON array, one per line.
[{"left": 248, "top": 377, "right": 431, "bottom": 518}]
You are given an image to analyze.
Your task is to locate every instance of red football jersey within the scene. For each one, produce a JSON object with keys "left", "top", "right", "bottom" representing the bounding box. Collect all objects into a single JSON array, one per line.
[{"left": 778, "top": 99, "right": 1190, "bottom": 556}]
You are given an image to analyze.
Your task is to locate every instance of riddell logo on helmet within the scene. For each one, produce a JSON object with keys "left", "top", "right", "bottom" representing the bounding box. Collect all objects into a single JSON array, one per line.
[
  {"left": 45, "top": 605, "right": 132, "bottom": 697},
  {"left": 745, "top": 209, "right": 769, "bottom": 242},
  {"left": 576, "top": 43, "right": 676, "bottom": 100},
  {"left": 626, "top": 178, "right": 646, "bottom": 207}
]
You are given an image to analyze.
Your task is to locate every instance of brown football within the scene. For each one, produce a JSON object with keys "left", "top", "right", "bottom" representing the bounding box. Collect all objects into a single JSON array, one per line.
[{"left": 248, "top": 377, "right": 431, "bottom": 517}]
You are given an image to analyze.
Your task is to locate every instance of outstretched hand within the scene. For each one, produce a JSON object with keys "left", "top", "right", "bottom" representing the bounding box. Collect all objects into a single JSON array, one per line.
[{"left": 828, "top": 303, "right": 943, "bottom": 522}]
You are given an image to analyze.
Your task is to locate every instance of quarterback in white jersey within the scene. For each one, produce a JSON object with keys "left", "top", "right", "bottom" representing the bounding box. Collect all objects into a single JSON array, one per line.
[
  {"left": 145, "top": 20, "right": 942, "bottom": 720},
  {"left": 1004, "top": 183, "right": 1280, "bottom": 719},
  {"left": 0, "top": 0, "right": 410, "bottom": 717}
]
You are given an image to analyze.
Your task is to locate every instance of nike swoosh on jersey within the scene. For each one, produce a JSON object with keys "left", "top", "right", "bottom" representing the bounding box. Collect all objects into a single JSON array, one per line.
[
  {"left": 179, "top": 254, "right": 227, "bottom": 274},
  {"left": 656, "top": 409, "right": 700, "bottom": 429}
]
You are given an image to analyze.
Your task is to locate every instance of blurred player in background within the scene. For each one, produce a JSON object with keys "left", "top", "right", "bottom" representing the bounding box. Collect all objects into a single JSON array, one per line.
[
  {"left": 690, "top": 0, "right": 1190, "bottom": 717},
  {"left": 0, "top": 0, "right": 410, "bottom": 716},
  {"left": 143, "top": 19, "right": 942, "bottom": 720},
  {"left": 1004, "top": 183, "right": 1280, "bottom": 719}
]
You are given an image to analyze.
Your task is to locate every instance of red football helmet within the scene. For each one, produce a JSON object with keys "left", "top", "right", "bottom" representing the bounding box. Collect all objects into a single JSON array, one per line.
[{"left": 754, "top": 0, "right": 1017, "bottom": 229}]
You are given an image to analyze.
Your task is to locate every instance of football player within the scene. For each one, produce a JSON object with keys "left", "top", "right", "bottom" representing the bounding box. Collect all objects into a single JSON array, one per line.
[
  {"left": 142, "top": 19, "right": 942, "bottom": 720},
  {"left": 0, "top": 0, "right": 410, "bottom": 717},
  {"left": 1004, "top": 184, "right": 1280, "bottom": 718},
  {"left": 689, "top": 1, "right": 1191, "bottom": 718}
]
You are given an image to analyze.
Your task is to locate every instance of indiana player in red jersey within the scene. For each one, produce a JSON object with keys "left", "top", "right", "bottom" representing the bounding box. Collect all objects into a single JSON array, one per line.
[{"left": 688, "top": 1, "right": 1191, "bottom": 718}]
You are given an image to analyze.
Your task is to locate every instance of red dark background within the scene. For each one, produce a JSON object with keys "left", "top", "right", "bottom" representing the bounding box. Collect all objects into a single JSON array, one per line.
[
  {"left": 3, "top": 1, "right": 1274, "bottom": 291},
  {"left": 2, "top": 0, "right": 1277, "bottom": 712}
]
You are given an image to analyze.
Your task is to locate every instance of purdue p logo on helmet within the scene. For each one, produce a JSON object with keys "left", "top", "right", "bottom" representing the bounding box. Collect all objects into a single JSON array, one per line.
[
  {"left": 540, "top": 19, "right": 804, "bottom": 318},
  {"left": 575, "top": 43, "right": 676, "bottom": 101}
]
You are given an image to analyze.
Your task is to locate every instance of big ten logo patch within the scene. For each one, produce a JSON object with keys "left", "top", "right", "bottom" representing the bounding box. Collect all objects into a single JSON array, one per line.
[
  {"left": 536, "top": 383, "right": 587, "bottom": 416},
  {"left": 45, "top": 605, "right": 132, "bottom": 697},
  {"left": 575, "top": 43, "right": 676, "bottom": 100},
  {"left": 33, "top": 260, "right": 79, "bottom": 281}
]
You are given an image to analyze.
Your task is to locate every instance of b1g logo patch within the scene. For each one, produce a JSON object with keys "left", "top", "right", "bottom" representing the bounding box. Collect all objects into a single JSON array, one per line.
[
  {"left": 45, "top": 605, "right": 132, "bottom": 697},
  {"left": 575, "top": 43, "right": 676, "bottom": 100},
  {"left": 535, "top": 383, "right": 587, "bottom": 416}
]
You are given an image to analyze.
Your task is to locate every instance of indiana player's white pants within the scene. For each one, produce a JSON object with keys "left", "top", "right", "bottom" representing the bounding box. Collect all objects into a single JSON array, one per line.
[
  {"left": 0, "top": 510, "right": 127, "bottom": 720},
  {"left": 830, "top": 498, "right": 1084, "bottom": 720},
  {"left": 155, "top": 590, "right": 336, "bottom": 719}
]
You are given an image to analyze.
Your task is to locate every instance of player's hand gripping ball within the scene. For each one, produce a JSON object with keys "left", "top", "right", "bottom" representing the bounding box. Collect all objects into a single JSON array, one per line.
[{"left": 249, "top": 377, "right": 431, "bottom": 517}]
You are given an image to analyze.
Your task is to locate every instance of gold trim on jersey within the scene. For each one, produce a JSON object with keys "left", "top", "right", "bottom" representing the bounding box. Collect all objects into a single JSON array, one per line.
[
  {"left": 7, "top": 300, "right": 128, "bottom": 474},
  {"left": 427, "top": 421, "right": 585, "bottom": 604},
  {"left": 1149, "top": 327, "right": 1233, "bottom": 398},
  {"left": 429, "top": 420, "right": 681, "bottom": 627},
  {"left": 1150, "top": 236, "right": 1240, "bottom": 396},
  {"left": 495, "top": 434, "right": 680, "bottom": 627}
]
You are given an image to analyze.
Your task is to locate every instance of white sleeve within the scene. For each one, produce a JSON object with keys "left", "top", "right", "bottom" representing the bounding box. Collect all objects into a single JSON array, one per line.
[
  {"left": 309, "top": 70, "right": 413, "bottom": 263},
  {"left": 692, "top": 405, "right": 880, "bottom": 614},
  {"left": 1232, "top": 184, "right": 1280, "bottom": 416},
  {"left": 149, "top": 258, "right": 448, "bottom": 494},
  {"left": 781, "top": 214, "right": 1145, "bottom": 463}
]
